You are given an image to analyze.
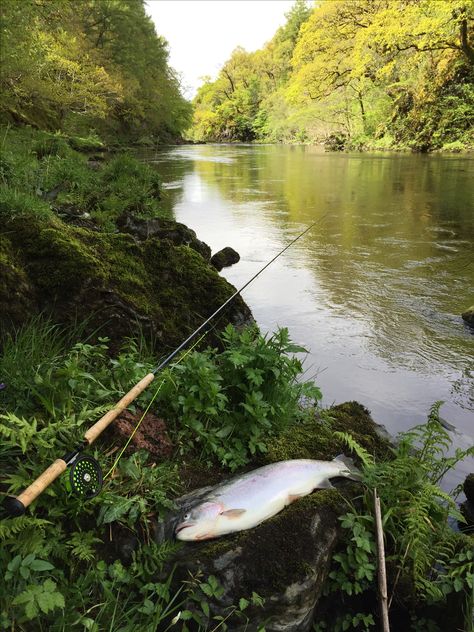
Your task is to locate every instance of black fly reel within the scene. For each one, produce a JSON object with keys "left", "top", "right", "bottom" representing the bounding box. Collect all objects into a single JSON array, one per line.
[{"left": 68, "top": 455, "right": 103, "bottom": 499}]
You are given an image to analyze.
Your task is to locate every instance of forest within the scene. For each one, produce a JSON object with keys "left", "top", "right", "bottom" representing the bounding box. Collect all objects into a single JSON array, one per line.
[
  {"left": 0, "top": 0, "right": 192, "bottom": 143},
  {"left": 190, "top": 0, "right": 474, "bottom": 151}
]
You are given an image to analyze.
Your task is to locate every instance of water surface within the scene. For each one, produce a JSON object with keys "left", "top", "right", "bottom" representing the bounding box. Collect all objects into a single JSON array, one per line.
[{"left": 144, "top": 144, "right": 474, "bottom": 487}]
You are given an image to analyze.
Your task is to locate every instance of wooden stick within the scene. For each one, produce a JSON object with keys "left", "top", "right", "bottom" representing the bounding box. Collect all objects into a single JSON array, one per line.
[{"left": 374, "top": 488, "right": 390, "bottom": 632}]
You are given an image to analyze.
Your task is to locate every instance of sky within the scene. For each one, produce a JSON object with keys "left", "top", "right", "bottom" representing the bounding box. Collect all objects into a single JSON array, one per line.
[{"left": 145, "top": 0, "right": 296, "bottom": 99}]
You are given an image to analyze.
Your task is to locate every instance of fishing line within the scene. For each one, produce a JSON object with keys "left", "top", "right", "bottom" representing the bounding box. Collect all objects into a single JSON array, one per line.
[{"left": 150, "top": 219, "right": 322, "bottom": 375}]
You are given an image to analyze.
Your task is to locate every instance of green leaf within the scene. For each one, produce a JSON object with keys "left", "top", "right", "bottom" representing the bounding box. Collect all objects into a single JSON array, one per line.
[
  {"left": 30, "top": 559, "right": 54, "bottom": 572},
  {"left": 239, "top": 597, "right": 249, "bottom": 611}
]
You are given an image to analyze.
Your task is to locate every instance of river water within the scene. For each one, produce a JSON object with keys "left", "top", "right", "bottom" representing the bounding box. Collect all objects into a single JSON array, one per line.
[{"left": 144, "top": 144, "right": 474, "bottom": 488}]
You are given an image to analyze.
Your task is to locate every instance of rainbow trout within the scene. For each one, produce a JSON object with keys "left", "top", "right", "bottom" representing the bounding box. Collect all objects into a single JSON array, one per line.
[{"left": 175, "top": 456, "right": 360, "bottom": 541}]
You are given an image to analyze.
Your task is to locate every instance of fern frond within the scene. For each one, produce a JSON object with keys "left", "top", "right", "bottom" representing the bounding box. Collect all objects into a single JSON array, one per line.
[
  {"left": 334, "top": 431, "right": 375, "bottom": 468},
  {"left": 0, "top": 516, "right": 51, "bottom": 541}
]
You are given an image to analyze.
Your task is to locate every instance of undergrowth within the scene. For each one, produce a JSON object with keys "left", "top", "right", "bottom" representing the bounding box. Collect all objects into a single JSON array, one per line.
[
  {"left": 317, "top": 402, "right": 474, "bottom": 632},
  {"left": 1, "top": 319, "right": 472, "bottom": 630},
  {"left": 158, "top": 324, "right": 322, "bottom": 470},
  {"left": 0, "top": 126, "right": 165, "bottom": 230},
  {"left": 0, "top": 317, "right": 318, "bottom": 630}
]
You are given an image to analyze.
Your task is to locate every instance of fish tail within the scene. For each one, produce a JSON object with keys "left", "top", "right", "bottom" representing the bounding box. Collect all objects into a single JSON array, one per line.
[{"left": 333, "top": 454, "right": 363, "bottom": 482}]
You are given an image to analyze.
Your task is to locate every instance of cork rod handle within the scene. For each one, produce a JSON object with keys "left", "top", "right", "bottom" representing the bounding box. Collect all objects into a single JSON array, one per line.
[
  {"left": 17, "top": 459, "right": 68, "bottom": 509},
  {"left": 84, "top": 372, "right": 155, "bottom": 444},
  {"left": 13, "top": 372, "right": 155, "bottom": 511}
]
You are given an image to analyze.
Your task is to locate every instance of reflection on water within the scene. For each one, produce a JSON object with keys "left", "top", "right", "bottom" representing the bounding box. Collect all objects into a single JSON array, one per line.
[{"left": 142, "top": 144, "right": 474, "bottom": 488}]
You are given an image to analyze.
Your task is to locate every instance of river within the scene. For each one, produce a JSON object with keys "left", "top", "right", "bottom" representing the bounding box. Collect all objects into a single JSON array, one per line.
[{"left": 144, "top": 144, "right": 474, "bottom": 489}]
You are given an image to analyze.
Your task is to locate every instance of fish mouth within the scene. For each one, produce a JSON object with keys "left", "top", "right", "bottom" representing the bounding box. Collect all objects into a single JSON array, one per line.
[{"left": 175, "top": 522, "right": 193, "bottom": 535}]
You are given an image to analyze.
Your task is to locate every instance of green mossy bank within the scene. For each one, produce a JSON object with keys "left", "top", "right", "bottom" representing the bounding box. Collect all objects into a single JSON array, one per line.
[
  {"left": 0, "top": 126, "right": 251, "bottom": 349},
  {"left": 0, "top": 214, "right": 251, "bottom": 348}
]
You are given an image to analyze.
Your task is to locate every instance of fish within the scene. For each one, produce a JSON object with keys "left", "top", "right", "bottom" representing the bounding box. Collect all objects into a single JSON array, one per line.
[{"left": 175, "top": 455, "right": 361, "bottom": 541}]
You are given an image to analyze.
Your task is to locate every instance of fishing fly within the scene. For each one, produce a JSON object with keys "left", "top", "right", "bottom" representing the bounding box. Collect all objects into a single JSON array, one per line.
[{"left": 1, "top": 219, "right": 322, "bottom": 518}]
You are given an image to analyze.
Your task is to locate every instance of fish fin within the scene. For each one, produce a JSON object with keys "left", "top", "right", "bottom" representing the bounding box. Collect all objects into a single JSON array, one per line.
[
  {"left": 333, "top": 454, "right": 363, "bottom": 482},
  {"left": 317, "top": 479, "right": 335, "bottom": 489},
  {"left": 334, "top": 454, "right": 356, "bottom": 468},
  {"left": 221, "top": 508, "right": 246, "bottom": 518}
]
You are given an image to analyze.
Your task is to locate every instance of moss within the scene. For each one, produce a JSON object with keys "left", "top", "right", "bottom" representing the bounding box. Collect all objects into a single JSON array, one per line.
[
  {"left": 184, "top": 488, "right": 348, "bottom": 598},
  {"left": 0, "top": 214, "right": 251, "bottom": 348},
  {"left": 264, "top": 401, "right": 392, "bottom": 465},
  {"left": 0, "top": 235, "right": 37, "bottom": 328}
]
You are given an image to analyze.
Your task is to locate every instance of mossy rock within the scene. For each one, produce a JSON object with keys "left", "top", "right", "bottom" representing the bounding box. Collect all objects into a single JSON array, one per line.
[
  {"left": 165, "top": 489, "right": 347, "bottom": 632},
  {"left": 461, "top": 305, "right": 474, "bottom": 327},
  {"left": 0, "top": 235, "right": 37, "bottom": 327},
  {"left": 154, "top": 403, "right": 390, "bottom": 631},
  {"left": 117, "top": 212, "right": 211, "bottom": 260},
  {"left": 264, "top": 401, "right": 392, "bottom": 465},
  {"left": 0, "top": 215, "right": 252, "bottom": 347}
]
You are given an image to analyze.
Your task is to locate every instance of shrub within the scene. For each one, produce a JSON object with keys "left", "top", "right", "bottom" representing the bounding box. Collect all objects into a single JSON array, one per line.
[{"left": 158, "top": 324, "right": 322, "bottom": 469}]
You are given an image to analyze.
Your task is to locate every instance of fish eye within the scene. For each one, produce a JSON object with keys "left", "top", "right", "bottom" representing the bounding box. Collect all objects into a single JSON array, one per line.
[{"left": 183, "top": 513, "right": 190, "bottom": 520}]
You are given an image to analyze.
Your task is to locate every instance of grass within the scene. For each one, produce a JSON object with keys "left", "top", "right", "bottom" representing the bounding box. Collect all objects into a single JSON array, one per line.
[{"left": 0, "top": 126, "right": 165, "bottom": 230}]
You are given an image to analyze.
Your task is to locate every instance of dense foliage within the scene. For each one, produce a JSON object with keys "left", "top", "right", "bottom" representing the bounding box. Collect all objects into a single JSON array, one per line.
[
  {"left": 159, "top": 324, "right": 322, "bottom": 470},
  {"left": 319, "top": 405, "right": 474, "bottom": 631},
  {"left": 0, "top": 318, "right": 319, "bottom": 629},
  {"left": 190, "top": 0, "right": 474, "bottom": 151},
  {"left": 0, "top": 0, "right": 191, "bottom": 142}
]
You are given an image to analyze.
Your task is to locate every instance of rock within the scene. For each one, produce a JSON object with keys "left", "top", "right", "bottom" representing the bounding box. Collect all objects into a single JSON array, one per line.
[
  {"left": 0, "top": 215, "right": 252, "bottom": 347},
  {"left": 150, "top": 402, "right": 391, "bottom": 631},
  {"left": 155, "top": 483, "right": 344, "bottom": 632},
  {"left": 211, "top": 247, "right": 240, "bottom": 271},
  {"left": 464, "top": 473, "right": 474, "bottom": 504},
  {"left": 461, "top": 305, "right": 474, "bottom": 327},
  {"left": 117, "top": 213, "right": 211, "bottom": 260},
  {"left": 324, "top": 133, "right": 347, "bottom": 152},
  {"left": 460, "top": 499, "right": 474, "bottom": 533},
  {"left": 460, "top": 473, "right": 474, "bottom": 532}
]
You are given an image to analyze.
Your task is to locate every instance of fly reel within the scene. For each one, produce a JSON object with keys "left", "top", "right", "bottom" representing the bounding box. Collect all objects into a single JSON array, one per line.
[{"left": 68, "top": 455, "right": 103, "bottom": 499}]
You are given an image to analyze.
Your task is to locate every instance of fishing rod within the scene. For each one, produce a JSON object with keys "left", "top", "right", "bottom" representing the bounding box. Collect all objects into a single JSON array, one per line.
[{"left": 1, "top": 219, "right": 321, "bottom": 518}]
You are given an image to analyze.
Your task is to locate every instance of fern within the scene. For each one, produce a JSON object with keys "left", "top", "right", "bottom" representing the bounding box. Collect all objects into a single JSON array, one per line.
[
  {"left": 0, "top": 516, "right": 51, "bottom": 541},
  {"left": 328, "top": 403, "right": 474, "bottom": 618},
  {"left": 68, "top": 531, "right": 102, "bottom": 562},
  {"left": 334, "top": 431, "right": 375, "bottom": 468}
]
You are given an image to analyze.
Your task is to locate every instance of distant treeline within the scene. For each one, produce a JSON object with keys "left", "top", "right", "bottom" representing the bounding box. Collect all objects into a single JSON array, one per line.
[
  {"left": 0, "top": 0, "right": 191, "bottom": 142},
  {"left": 190, "top": 0, "right": 474, "bottom": 151}
]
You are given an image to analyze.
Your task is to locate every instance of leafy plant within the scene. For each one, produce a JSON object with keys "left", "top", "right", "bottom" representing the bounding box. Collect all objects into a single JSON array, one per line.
[
  {"left": 159, "top": 324, "right": 322, "bottom": 469},
  {"left": 321, "top": 403, "right": 474, "bottom": 630}
]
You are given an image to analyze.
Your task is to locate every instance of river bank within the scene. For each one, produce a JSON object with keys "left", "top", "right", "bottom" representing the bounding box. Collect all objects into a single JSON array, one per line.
[{"left": 1, "top": 126, "right": 473, "bottom": 631}]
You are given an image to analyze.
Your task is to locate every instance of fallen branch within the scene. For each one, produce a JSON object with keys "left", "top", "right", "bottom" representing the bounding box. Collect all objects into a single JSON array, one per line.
[{"left": 374, "top": 488, "right": 390, "bottom": 632}]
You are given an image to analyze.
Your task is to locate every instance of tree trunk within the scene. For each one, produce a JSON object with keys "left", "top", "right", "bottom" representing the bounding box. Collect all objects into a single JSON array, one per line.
[{"left": 460, "top": 18, "right": 474, "bottom": 64}]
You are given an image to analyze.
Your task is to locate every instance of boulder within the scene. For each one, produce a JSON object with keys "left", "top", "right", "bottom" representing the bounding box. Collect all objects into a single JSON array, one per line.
[
  {"left": 160, "top": 489, "right": 344, "bottom": 632},
  {"left": 461, "top": 305, "right": 474, "bottom": 327},
  {"left": 211, "top": 247, "right": 240, "bottom": 271},
  {"left": 464, "top": 473, "right": 474, "bottom": 504},
  {"left": 117, "top": 213, "right": 211, "bottom": 260},
  {"left": 324, "top": 133, "right": 347, "bottom": 152},
  {"left": 0, "top": 215, "right": 252, "bottom": 347},
  {"left": 150, "top": 403, "right": 391, "bottom": 631},
  {"left": 460, "top": 473, "right": 474, "bottom": 532}
]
